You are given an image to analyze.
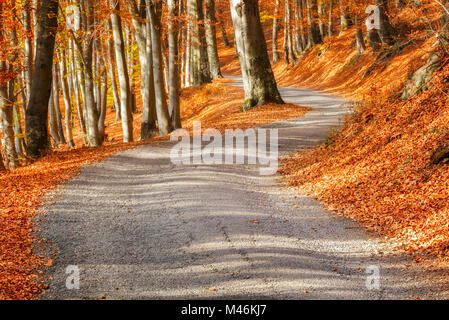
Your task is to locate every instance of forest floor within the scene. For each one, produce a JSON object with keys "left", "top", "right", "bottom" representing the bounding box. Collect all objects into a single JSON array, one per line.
[
  {"left": 0, "top": 80, "right": 308, "bottom": 300},
  {"left": 38, "top": 78, "right": 447, "bottom": 300}
]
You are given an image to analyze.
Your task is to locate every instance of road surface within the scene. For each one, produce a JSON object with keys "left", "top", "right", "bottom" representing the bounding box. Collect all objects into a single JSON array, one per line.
[{"left": 37, "top": 78, "right": 435, "bottom": 300}]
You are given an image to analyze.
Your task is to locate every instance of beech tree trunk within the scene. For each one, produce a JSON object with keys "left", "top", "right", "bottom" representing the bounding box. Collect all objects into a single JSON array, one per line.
[
  {"left": 82, "top": 0, "right": 101, "bottom": 147},
  {"left": 0, "top": 61, "right": 18, "bottom": 169},
  {"left": 23, "top": 1, "right": 33, "bottom": 103},
  {"left": 188, "top": 0, "right": 212, "bottom": 86},
  {"left": 147, "top": 0, "right": 174, "bottom": 136},
  {"left": 127, "top": 0, "right": 157, "bottom": 138},
  {"left": 306, "top": 0, "right": 322, "bottom": 49},
  {"left": 52, "top": 65, "right": 66, "bottom": 145},
  {"left": 110, "top": 0, "right": 134, "bottom": 143},
  {"left": 284, "top": 0, "right": 296, "bottom": 64},
  {"left": 168, "top": 0, "right": 182, "bottom": 129},
  {"left": 59, "top": 53, "right": 75, "bottom": 148},
  {"left": 25, "top": 0, "right": 59, "bottom": 157},
  {"left": 295, "top": 0, "right": 307, "bottom": 53},
  {"left": 272, "top": 0, "right": 280, "bottom": 63},
  {"left": 230, "top": 0, "right": 284, "bottom": 109},
  {"left": 376, "top": 0, "right": 397, "bottom": 45},
  {"left": 205, "top": 0, "right": 223, "bottom": 79},
  {"left": 217, "top": 8, "right": 231, "bottom": 47},
  {"left": 141, "top": 9, "right": 158, "bottom": 138},
  {"left": 339, "top": 0, "right": 351, "bottom": 32}
]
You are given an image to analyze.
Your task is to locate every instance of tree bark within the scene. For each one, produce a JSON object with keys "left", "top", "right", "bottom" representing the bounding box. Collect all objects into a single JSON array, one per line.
[
  {"left": 81, "top": 0, "right": 102, "bottom": 147},
  {"left": 141, "top": 8, "right": 158, "bottom": 138},
  {"left": 272, "top": 0, "right": 280, "bottom": 63},
  {"left": 339, "top": 0, "right": 351, "bottom": 32},
  {"left": 188, "top": 0, "right": 212, "bottom": 86},
  {"left": 0, "top": 61, "right": 18, "bottom": 169},
  {"left": 295, "top": 0, "right": 307, "bottom": 53},
  {"left": 110, "top": 1, "right": 134, "bottom": 143},
  {"left": 168, "top": 0, "right": 182, "bottom": 129},
  {"left": 52, "top": 65, "right": 67, "bottom": 145},
  {"left": 205, "top": 0, "right": 223, "bottom": 79},
  {"left": 230, "top": 0, "right": 284, "bottom": 109},
  {"left": 25, "top": 0, "right": 59, "bottom": 157},
  {"left": 376, "top": 0, "right": 397, "bottom": 45},
  {"left": 59, "top": 51, "right": 75, "bottom": 148},
  {"left": 147, "top": 0, "right": 174, "bottom": 136},
  {"left": 306, "top": 0, "right": 322, "bottom": 49}
]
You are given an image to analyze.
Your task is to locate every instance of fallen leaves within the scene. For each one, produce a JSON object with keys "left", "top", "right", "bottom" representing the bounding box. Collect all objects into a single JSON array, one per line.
[
  {"left": 0, "top": 141, "right": 145, "bottom": 300},
  {"left": 279, "top": 61, "right": 449, "bottom": 259}
]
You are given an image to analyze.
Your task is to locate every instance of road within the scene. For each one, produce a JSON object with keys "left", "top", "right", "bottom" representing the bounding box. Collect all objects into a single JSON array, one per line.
[{"left": 38, "top": 78, "right": 434, "bottom": 299}]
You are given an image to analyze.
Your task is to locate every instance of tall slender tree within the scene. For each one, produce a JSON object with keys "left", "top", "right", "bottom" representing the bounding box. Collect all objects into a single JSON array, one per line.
[
  {"left": 168, "top": 0, "right": 182, "bottom": 129},
  {"left": 205, "top": 0, "right": 223, "bottom": 79},
  {"left": 147, "top": 0, "right": 173, "bottom": 136},
  {"left": 110, "top": 0, "right": 134, "bottom": 143},
  {"left": 188, "top": 0, "right": 211, "bottom": 86},
  {"left": 230, "top": 0, "right": 284, "bottom": 109},
  {"left": 25, "top": 0, "right": 59, "bottom": 157}
]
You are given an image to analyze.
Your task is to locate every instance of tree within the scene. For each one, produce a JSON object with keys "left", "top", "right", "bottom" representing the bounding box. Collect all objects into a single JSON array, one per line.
[
  {"left": 376, "top": 0, "right": 397, "bottom": 45},
  {"left": 25, "top": 0, "right": 59, "bottom": 157},
  {"left": 110, "top": 0, "right": 133, "bottom": 143},
  {"left": 306, "top": 0, "right": 322, "bottom": 48},
  {"left": 147, "top": 0, "right": 174, "bottom": 136},
  {"left": 230, "top": 0, "right": 284, "bottom": 109},
  {"left": 339, "top": 0, "right": 351, "bottom": 32},
  {"left": 126, "top": 0, "right": 157, "bottom": 139},
  {"left": 205, "top": 0, "right": 223, "bottom": 79},
  {"left": 168, "top": 0, "right": 182, "bottom": 129},
  {"left": 81, "top": 0, "right": 102, "bottom": 147},
  {"left": 188, "top": 0, "right": 212, "bottom": 86},
  {"left": 272, "top": 0, "right": 280, "bottom": 63}
]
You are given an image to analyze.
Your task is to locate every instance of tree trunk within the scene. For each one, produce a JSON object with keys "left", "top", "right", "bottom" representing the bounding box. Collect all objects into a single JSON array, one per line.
[
  {"left": 295, "top": 0, "right": 307, "bottom": 52},
  {"left": 272, "top": 0, "right": 280, "bottom": 63},
  {"left": 188, "top": 0, "right": 212, "bottom": 86},
  {"left": 328, "top": 0, "right": 333, "bottom": 36},
  {"left": 23, "top": 1, "right": 33, "bottom": 103},
  {"left": 48, "top": 90, "right": 60, "bottom": 145},
  {"left": 98, "top": 69, "right": 108, "bottom": 142},
  {"left": 230, "top": 0, "right": 284, "bottom": 109},
  {"left": 141, "top": 9, "right": 158, "bottom": 138},
  {"left": 70, "top": 38, "right": 88, "bottom": 142},
  {"left": 306, "top": 0, "right": 322, "bottom": 49},
  {"left": 52, "top": 65, "right": 66, "bottom": 145},
  {"left": 25, "top": 0, "right": 59, "bottom": 157},
  {"left": 59, "top": 52, "right": 75, "bottom": 148},
  {"left": 205, "top": 0, "right": 223, "bottom": 79},
  {"left": 0, "top": 61, "right": 18, "bottom": 169},
  {"left": 168, "top": 0, "right": 182, "bottom": 129},
  {"left": 318, "top": 0, "right": 326, "bottom": 39},
  {"left": 218, "top": 16, "right": 231, "bottom": 47},
  {"left": 376, "top": 0, "right": 397, "bottom": 45},
  {"left": 0, "top": 139, "right": 6, "bottom": 171},
  {"left": 147, "top": 0, "right": 174, "bottom": 136},
  {"left": 82, "top": 0, "right": 102, "bottom": 147},
  {"left": 110, "top": 1, "right": 134, "bottom": 143},
  {"left": 106, "top": 30, "right": 121, "bottom": 122},
  {"left": 356, "top": 26, "right": 365, "bottom": 56},
  {"left": 284, "top": 0, "right": 296, "bottom": 64},
  {"left": 127, "top": 0, "right": 157, "bottom": 138},
  {"left": 339, "top": 0, "right": 351, "bottom": 32}
]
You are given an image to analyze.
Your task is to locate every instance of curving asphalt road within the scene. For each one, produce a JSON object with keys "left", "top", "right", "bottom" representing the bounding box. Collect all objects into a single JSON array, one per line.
[{"left": 37, "top": 78, "right": 436, "bottom": 300}]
